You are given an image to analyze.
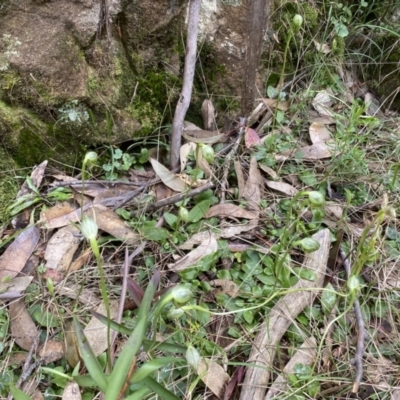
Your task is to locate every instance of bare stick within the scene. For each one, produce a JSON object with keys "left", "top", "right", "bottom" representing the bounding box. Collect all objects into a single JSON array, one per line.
[
  {"left": 339, "top": 248, "right": 366, "bottom": 393},
  {"left": 170, "top": 0, "right": 202, "bottom": 169}
]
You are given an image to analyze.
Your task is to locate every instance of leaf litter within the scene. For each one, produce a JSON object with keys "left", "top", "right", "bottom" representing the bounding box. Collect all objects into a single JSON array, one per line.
[{"left": 0, "top": 74, "right": 399, "bottom": 400}]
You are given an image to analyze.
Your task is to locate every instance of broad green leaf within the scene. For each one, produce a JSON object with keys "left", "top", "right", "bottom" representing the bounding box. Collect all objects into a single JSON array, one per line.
[
  {"left": 124, "top": 387, "right": 152, "bottom": 400},
  {"left": 130, "top": 357, "right": 184, "bottom": 384},
  {"left": 321, "top": 283, "right": 337, "bottom": 314},
  {"left": 10, "top": 386, "right": 32, "bottom": 400},
  {"left": 140, "top": 227, "right": 169, "bottom": 241},
  {"left": 164, "top": 212, "right": 178, "bottom": 229},
  {"left": 29, "top": 304, "right": 59, "bottom": 328},
  {"left": 267, "top": 86, "right": 278, "bottom": 99},
  {"left": 188, "top": 199, "right": 210, "bottom": 223},
  {"left": 293, "top": 267, "right": 317, "bottom": 281},
  {"left": 243, "top": 310, "right": 254, "bottom": 324}
]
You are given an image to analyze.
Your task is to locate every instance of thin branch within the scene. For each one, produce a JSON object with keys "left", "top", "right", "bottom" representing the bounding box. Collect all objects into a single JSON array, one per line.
[
  {"left": 339, "top": 247, "right": 366, "bottom": 393},
  {"left": 170, "top": 0, "right": 202, "bottom": 169}
]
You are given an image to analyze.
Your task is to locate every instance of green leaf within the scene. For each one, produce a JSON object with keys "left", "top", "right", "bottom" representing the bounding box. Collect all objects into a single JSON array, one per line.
[
  {"left": 334, "top": 22, "right": 349, "bottom": 37},
  {"left": 293, "top": 267, "right": 317, "bottom": 281},
  {"left": 267, "top": 86, "right": 278, "bottom": 99},
  {"left": 10, "top": 386, "right": 32, "bottom": 400},
  {"left": 143, "top": 376, "right": 181, "bottom": 400},
  {"left": 164, "top": 212, "right": 178, "bottom": 229},
  {"left": 141, "top": 227, "right": 169, "bottom": 241},
  {"left": 124, "top": 387, "right": 152, "bottom": 400},
  {"left": 105, "top": 272, "right": 159, "bottom": 400},
  {"left": 73, "top": 317, "right": 108, "bottom": 393},
  {"left": 243, "top": 310, "right": 254, "bottom": 324},
  {"left": 188, "top": 199, "right": 210, "bottom": 223},
  {"left": 130, "top": 357, "right": 184, "bottom": 384},
  {"left": 29, "top": 304, "right": 59, "bottom": 328},
  {"left": 321, "top": 283, "right": 337, "bottom": 314}
]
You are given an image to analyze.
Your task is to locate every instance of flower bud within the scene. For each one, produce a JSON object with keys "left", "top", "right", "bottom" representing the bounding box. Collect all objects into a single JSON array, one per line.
[
  {"left": 84, "top": 151, "right": 98, "bottom": 165},
  {"left": 201, "top": 145, "right": 215, "bottom": 164},
  {"left": 167, "top": 307, "right": 184, "bottom": 320},
  {"left": 171, "top": 286, "right": 193, "bottom": 304},
  {"left": 294, "top": 237, "right": 320, "bottom": 253},
  {"left": 347, "top": 275, "right": 360, "bottom": 293},
  {"left": 178, "top": 207, "right": 190, "bottom": 223},
  {"left": 81, "top": 215, "right": 98, "bottom": 240},
  {"left": 308, "top": 191, "right": 325, "bottom": 207},
  {"left": 292, "top": 14, "right": 303, "bottom": 33},
  {"left": 186, "top": 345, "right": 201, "bottom": 371}
]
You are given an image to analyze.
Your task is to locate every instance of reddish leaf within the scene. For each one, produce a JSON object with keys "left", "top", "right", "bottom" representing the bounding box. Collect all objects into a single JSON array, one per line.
[{"left": 244, "top": 127, "right": 261, "bottom": 148}]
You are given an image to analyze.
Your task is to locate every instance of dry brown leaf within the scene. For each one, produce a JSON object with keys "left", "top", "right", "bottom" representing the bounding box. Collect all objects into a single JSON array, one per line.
[
  {"left": 197, "top": 358, "right": 230, "bottom": 399},
  {"left": 170, "top": 232, "right": 218, "bottom": 271},
  {"left": 44, "top": 225, "right": 82, "bottom": 272},
  {"left": 16, "top": 160, "right": 47, "bottom": 198},
  {"left": 180, "top": 142, "right": 196, "bottom": 172},
  {"left": 39, "top": 339, "right": 64, "bottom": 363},
  {"left": 64, "top": 320, "right": 80, "bottom": 368},
  {"left": 210, "top": 279, "right": 240, "bottom": 298},
  {"left": 205, "top": 204, "right": 258, "bottom": 219},
  {"left": 93, "top": 186, "right": 137, "bottom": 204},
  {"left": 179, "top": 220, "right": 258, "bottom": 250},
  {"left": 312, "top": 89, "right": 334, "bottom": 117},
  {"left": 40, "top": 202, "right": 78, "bottom": 225},
  {"left": 69, "top": 248, "right": 92, "bottom": 273},
  {"left": 201, "top": 99, "right": 217, "bottom": 131},
  {"left": 62, "top": 382, "right": 82, "bottom": 400},
  {"left": 150, "top": 158, "right": 187, "bottom": 192},
  {"left": 313, "top": 40, "right": 331, "bottom": 54},
  {"left": 309, "top": 122, "right": 332, "bottom": 144},
  {"left": 312, "top": 116, "right": 336, "bottom": 125},
  {"left": 84, "top": 300, "right": 119, "bottom": 356},
  {"left": 234, "top": 160, "right": 245, "bottom": 198},
  {"left": 266, "top": 181, "right": 298, "bottom": 196},
  {"left": 182, "top": 129, "right": 225, "bottom": 144},
  {"left": 0, "top": 276, "right": 33, "bottom": 297},
  {"left": 196, "top": 149, "right": 213, "bottom": 178},
  {"left": 87, "top": 204, "right": 140, "bottom": 245},
  {"left": 10, "top": 299, "right": 39, "bottom": 351},
  {"left": 154, "top": 183, "right": 174, "bottom": 202},
  {"left": 260, "top": 98, "right": 290, "bottom": 111},
  {"left": 243, "top": 157, "right": 262, "bottom": 211},
  {"left": 40, "top": 204, "right": 85, "bottom": 229},
  {"left": 0, "top": 225, "right": 40, "bottom": 280},
  {"left": 276, "top": 141, "right": 335, "bottom": 161},
  {"left": 259, "top": 164, "right": 278, "bottom": 179},
  {"left": 56, "top": 285, "right": 101, "bottom": 307}
]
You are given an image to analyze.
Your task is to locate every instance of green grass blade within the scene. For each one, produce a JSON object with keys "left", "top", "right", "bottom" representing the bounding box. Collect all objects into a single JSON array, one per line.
[
  {"left": 73, "top": 316, "right": 108, "bottom": 393},
  {"left": 143, "top": 376, "right": 181, "bottom": 400},
  {"left": 91, "top": 310, "right": 187, "bottom": 353},
  {"left": 105, "top": 271, "right": 160, "bottom": 400},
  {"left": 124, "top": 387, "right": 152, "bottom": 400},
  {"left": 130, "top": 357, "right": 184, "bottom": 384}
]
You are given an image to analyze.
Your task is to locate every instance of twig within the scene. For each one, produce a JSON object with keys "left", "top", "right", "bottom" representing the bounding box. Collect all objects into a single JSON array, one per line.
[
  {"left": 170, "top": 0, "right": 202, "bottom": 169},
  {"left": 339, "top": 247, "right": 366, "bottom": 393},
  {"left": 7, "top": 333, "right": 41, "bottom": 400},
  {"left": 220, "top": 118, "right": 246, "bottom": 203}
]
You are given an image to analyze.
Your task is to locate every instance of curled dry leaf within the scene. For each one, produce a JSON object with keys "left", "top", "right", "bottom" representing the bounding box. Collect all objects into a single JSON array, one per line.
[
  {"left": 44, "top": 225, "right": 82, "bottom": 272},
  {"left": 244, "top": 127, "right": 261, "bottom": 148},
  {"left": 309, "top": 122, "right": 332, "bottom": 144},
  {"left": 150, "top": 157, "right": 187, "bottom": 192},
  {"left": 180, "top": 141, "right": 196, "bottom": 171},
  {"left": 260, "top": 98, "right": 290, "bottom": 111},
  {"left": 0, "top": 276, "right": 33, "bottom": 298},
  {"left": 10, "top": 299, "right": 39, "bottom": 351},
  {"left": 205, "top": 204, "right": 259, "bottom": 219},
  {"left": 276, "top": 141, "right": 336, "bottom": 161},
  {"left": 197, "top": 358, "right": 230, "bottom": 399},
  {"left": 62, "top": 382, "right": 82, "bottom": 400},
  {"left": 259, "top": 164, "right": 278, "bottom": 179},
  {"left": 169, "top": 231, "right": 218, "bottom": 271},
  {"left": 243, "top": 157, "right": 262, "bottom": 212},
  {"left": 201, "top": 99, "right": 217, "bottom": 131},
  {"left": 182, "top": 129, "right": 225, "bottom": 144},
  {"left": 312, "top": 90, "right": 334, "bottom": 117},
  {"left": 0, "top": 225, "right": 40, "bottom": 280},
  {"left": 266, "top": 180, "right": 298, "bottom": 196}
]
